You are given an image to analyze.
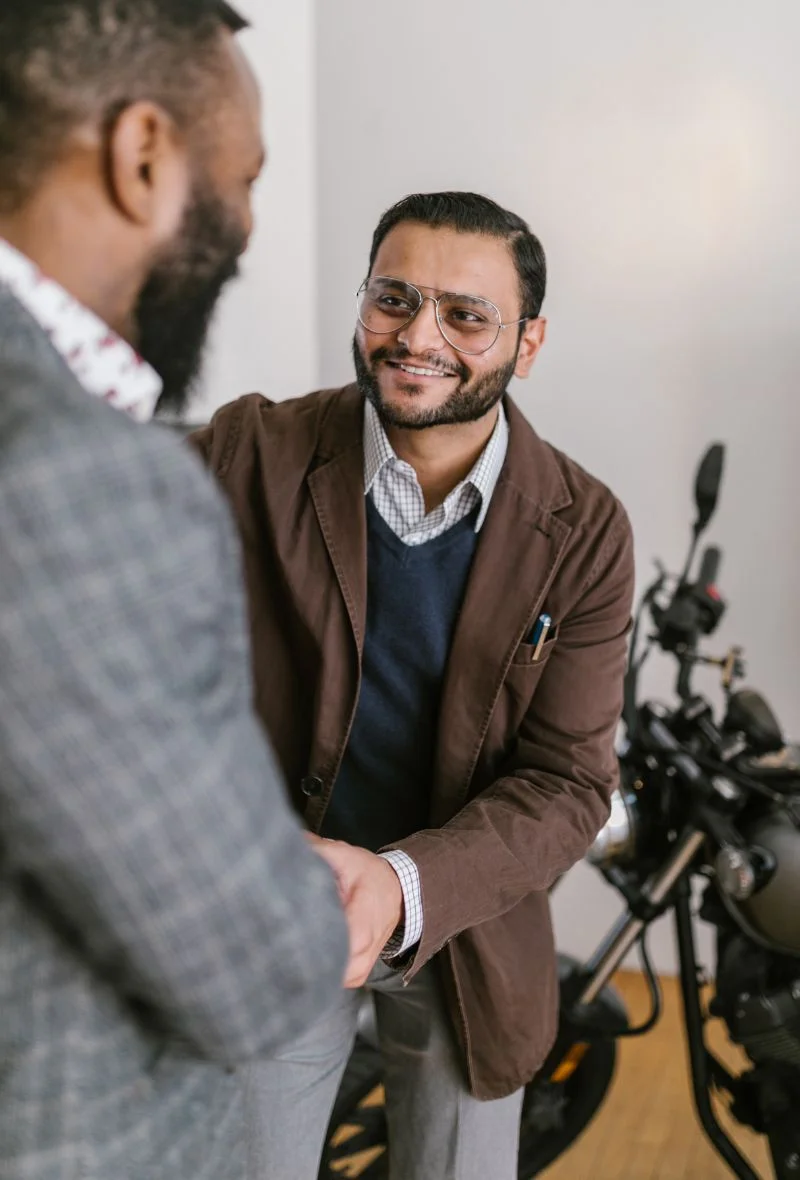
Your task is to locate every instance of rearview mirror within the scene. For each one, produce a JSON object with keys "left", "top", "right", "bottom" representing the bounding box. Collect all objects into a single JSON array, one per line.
[{"left": 694, "top": 443, "right": 725, "bottom": 532}]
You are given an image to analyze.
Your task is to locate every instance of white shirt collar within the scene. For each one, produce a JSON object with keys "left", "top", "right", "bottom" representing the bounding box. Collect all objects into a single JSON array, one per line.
[
  {"left": 363, "top": 397, "right": 509, "bottom": 533},
  {"left": 0, "top": 238, "right": 161, "bottom": 423}
]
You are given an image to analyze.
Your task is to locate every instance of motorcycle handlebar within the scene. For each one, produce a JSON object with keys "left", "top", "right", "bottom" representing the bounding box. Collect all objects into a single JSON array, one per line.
[
  {"left": 697, "top": 545, "right": 721, "bottom": 589},
  {"left": 642, "top": 705, "right": 709, "bottom": 788}
]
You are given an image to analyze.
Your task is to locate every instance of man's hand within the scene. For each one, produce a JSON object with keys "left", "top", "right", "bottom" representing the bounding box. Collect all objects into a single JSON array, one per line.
[{"left": 306, "top": 834, "right": 404, "bottom": 988}]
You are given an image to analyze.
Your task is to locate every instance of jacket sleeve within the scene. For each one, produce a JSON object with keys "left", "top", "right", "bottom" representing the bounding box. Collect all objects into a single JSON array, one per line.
[
  {"left": 0, "top": 412, "right": 347, "bottom": 1063},
  {"left": 390, "top": 503, "right": 635, "bottom": 973}
]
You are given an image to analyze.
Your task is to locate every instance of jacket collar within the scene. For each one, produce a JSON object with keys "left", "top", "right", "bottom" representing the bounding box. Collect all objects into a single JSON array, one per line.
[
  {"left": 498, "top": 394, "right": 573, "bottom": 515},
  {"left": 311, "top": 382, "right": 574, "bottom": 517}
]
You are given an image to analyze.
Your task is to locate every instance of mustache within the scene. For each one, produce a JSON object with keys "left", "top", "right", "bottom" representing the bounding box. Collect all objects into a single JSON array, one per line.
[{"left": 370, "top": 345, "right": 469, "bottom": 382}]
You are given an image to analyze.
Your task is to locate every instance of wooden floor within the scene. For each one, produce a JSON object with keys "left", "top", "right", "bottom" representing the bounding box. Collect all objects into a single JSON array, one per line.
[{"left": 541, "top": 970, "right": 773, "bottom": 1180}]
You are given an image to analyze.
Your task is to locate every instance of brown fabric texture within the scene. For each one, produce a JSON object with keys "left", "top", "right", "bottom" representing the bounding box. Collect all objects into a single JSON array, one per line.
[{"left": 190, "top": 384, "right": 635, "bottom": 1099}]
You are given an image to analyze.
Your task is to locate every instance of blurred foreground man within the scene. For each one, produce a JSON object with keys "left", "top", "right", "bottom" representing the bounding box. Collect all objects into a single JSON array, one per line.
[
  {"left": 0, "top": 4, "right": 348, "bottom": 1178},
  {"left": 193, "top": 191, "right": 636, "bottom": 1179}
]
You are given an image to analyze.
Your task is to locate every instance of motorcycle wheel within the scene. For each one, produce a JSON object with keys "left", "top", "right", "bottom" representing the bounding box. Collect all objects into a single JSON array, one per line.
[
  {"left": 319, "top": 1030, "right": 618, "bottom": 1179},
  {"left": 320, "top": 1036, "right": 385, "bottom": 1178},
  {"left": 517, "top": 1033, "right": 618, "bottom": 1176}
]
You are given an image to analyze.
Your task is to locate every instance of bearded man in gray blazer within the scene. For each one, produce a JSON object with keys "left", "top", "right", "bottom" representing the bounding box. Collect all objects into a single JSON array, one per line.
[{"left": 0, "top": 4, "right": 348, "bottom": 1178}]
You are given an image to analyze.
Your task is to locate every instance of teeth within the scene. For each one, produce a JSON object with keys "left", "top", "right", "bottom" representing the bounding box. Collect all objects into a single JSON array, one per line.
[{"left": 398, "top": 364, "right": 451, "bottom": 378}]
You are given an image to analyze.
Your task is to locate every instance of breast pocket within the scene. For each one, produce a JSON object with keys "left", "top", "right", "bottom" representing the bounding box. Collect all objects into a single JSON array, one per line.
[{"left": 498, "top": 631, "right": 559, "bottom": 727}]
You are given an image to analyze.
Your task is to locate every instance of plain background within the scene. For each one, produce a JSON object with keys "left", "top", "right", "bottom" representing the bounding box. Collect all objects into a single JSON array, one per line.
[{"left": 195, "top": 0, "right": 800, "bottom": 973}]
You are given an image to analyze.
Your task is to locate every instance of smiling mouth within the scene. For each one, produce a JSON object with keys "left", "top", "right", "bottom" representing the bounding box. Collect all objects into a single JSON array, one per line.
[{"left": 387, "top": 361, "right": 458, "bottom": 379}]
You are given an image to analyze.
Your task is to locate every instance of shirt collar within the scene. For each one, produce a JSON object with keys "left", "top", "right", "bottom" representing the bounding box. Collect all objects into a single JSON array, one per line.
[
  {"left": 0, "top": 238, "right": 162, "bottom": 423},
  {"left": 363, "top": 397, "right": 509, "bottom": 531},
  {"left": 363, "top": 398, "right": 399, "bottom": 492}
]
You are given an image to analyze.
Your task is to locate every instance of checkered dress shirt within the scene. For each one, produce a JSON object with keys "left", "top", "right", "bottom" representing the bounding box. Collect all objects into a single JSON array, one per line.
[
  {"left": 364, "top": 398, "right": 509, "bottom": 544},
  {"left": 364, "top": 398, "right": 509, "bottom": 957}
]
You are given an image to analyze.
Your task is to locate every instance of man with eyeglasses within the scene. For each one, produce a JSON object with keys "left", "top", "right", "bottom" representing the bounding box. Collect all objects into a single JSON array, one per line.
[{"left": 192, "top": 191, "right": 635, "bottom": 1179}]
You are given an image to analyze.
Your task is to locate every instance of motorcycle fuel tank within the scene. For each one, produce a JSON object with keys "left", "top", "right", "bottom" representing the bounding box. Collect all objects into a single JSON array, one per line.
[{"left": 734, "top": 810, "right": 800, "bottom": 956}]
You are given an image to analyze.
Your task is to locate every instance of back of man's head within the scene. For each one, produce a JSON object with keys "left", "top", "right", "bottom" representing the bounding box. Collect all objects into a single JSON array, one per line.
[
  {"left": 0, "top": 1, "right": 248, "bottom": 214},
  {"left": 0, "top": 1, "right": 264, "bottom": 414}
]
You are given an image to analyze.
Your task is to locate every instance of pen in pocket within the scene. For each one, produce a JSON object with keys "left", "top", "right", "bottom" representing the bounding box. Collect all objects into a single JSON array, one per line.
[{"left": 529, "top": 613, "right": 552, "bottom": 662}]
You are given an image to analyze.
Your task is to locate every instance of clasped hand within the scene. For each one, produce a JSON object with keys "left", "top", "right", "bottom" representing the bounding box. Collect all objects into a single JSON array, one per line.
[{"left": 306, "top": 833, "right": 404, "bottom": 988}]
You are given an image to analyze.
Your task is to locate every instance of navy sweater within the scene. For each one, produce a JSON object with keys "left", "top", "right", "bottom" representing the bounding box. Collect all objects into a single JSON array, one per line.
[{"left": 321, "top": 498, "right": 479, "bottom": 852}]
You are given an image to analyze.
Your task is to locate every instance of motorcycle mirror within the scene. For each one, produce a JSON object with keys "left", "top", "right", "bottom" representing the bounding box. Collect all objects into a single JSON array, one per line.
[{"left": 694, "top": 443, "right": 725, "bottom": 532}]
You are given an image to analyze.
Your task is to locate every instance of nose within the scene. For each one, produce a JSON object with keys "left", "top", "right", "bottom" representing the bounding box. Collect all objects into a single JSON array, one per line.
[{"left": 398, "top": 296, "right": 445, "bottom": 355}]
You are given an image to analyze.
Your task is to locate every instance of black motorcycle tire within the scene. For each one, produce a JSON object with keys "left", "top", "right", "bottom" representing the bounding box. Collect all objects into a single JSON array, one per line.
[
  {"left": 517, "top": 1033, "right": 618, "bottom": 1177},
  {"left": 320, "top": 1017, "right": 619, "bottom": 1179},
  {"left": 320, "top": 1036, "right": 385, "bottom": 1178}
]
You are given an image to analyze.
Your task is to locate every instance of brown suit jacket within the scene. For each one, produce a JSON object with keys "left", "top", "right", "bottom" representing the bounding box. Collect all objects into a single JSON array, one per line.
[{"left": 191, "top": 383, "right": 635, "bottom": 1099}]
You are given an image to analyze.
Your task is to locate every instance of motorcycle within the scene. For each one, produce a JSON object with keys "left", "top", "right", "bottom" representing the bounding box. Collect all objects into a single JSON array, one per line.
[{"left": 321, "top": 443, "right": 800, "bottom": 1179}]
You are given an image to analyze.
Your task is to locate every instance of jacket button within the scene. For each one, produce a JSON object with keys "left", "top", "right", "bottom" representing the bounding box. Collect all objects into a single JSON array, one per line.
[{"left": 301, "top": 775, "right": 325, "bottom": 798}]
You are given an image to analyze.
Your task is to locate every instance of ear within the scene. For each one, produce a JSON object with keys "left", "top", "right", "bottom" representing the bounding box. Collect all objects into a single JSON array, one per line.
[
  {"left": 106, "top": 101, "right": 190, "bottom": 243},
  {"left": 514, "top": 317, "right": 547, "bottom": 379}
]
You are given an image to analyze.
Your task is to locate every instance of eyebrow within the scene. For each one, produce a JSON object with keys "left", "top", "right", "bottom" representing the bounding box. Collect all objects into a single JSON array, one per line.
[{"left": 374, "top": 275, "right": 498, "bottom": 305}]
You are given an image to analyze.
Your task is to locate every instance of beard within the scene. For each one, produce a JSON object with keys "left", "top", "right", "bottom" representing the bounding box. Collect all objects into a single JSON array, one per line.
[
  {"left": 352, "top": 336, "right": 517, "bottom": 431},
  {"left": 136, "top": 184, "right": 246, "bottom": 417}
]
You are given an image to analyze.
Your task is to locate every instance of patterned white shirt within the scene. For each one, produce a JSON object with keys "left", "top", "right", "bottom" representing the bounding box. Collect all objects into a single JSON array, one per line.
[
  {"left": 0, "top": 238, "right": 161, "bottom": 422},
  {"left": 365, "top": 399, "right": 509, "bottom": 959}
]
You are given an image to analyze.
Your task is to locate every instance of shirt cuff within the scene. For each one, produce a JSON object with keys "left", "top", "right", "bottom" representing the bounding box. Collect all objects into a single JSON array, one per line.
[{"left": 379, "top": 849, "right": 423, "bottom": 958}]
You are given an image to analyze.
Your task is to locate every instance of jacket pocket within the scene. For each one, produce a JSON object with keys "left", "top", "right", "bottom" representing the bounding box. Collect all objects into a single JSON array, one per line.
[{"left": 496, "top": 634, "right": 559, "bottom": 733}]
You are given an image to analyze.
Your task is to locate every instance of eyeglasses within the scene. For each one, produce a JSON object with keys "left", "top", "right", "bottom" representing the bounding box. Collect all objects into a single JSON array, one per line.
[{"left": 356, "top": 276, "right": 529, "bottom": 357}]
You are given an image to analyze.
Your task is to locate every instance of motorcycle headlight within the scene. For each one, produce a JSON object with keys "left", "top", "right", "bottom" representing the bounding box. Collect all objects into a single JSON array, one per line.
[{"left": 587, "top": 787, "right": 639, "bottom": 868}]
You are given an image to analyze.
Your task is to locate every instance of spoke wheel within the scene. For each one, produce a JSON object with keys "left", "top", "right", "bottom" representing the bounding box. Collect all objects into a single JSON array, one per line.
[{"left": 319, "top": 1038, "right": 618, "bottom": 1179}]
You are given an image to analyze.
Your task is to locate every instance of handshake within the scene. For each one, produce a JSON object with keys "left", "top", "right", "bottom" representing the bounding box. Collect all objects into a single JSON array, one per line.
[{"left": 306, "top": 833, "right": 405, "bottom": 988}]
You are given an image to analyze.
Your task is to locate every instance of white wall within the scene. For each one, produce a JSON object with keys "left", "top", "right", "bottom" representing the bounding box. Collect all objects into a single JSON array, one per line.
[
  {"left": 191, "top": 0, "right": 319, "bottom": 420},
  {"left": 316, "top": 0, "right": 800, "bottom": 972}
]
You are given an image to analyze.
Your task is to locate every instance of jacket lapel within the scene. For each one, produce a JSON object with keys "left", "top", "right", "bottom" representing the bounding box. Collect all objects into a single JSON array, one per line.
[
  {"left": 306, "top": 387, "right": 368, "bottom": 654},
  {"left": 431, "top": 398, "right": 574, "bottom": 823}
]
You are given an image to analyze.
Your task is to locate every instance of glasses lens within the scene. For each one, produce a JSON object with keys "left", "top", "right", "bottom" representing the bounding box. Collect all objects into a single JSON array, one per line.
[
  {"left": 437, "top": 293, "right": 501, "bottom": 355},
  {"left": 357, "top": 278, "right": 420, "bottom": 335}
]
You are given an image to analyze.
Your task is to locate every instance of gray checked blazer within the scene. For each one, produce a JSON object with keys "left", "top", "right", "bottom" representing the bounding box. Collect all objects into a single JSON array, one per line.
[{"left": 0, "top": 287, "right": 348, "bottom": 1179}]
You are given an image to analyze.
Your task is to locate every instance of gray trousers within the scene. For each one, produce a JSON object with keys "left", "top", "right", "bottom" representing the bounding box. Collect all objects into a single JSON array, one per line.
[{"left": 244, "top": 959, "right": 523, "bottom": 1179}]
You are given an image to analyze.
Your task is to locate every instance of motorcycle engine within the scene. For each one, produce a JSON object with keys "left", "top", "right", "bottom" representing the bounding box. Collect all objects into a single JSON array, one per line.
[
  {"left": 727, "top": 980, "right": 800, "bottom": 1068},
  {"left": 713, "top": 927, "right": 800, "bottom": 1070}
]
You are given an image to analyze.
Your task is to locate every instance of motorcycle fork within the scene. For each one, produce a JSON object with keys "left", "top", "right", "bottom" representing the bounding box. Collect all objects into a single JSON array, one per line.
[
  {"left": 558, "top": 828, "right": 763, "bottom": 1179},
  {"left": 576, "top": 827, "right": 706, "bottom": 1005},
  {"left": 673, "top": 877, "right": 760, "bottom": 1180},
  {"left": 539, "top": 829, "right": 706, "bottom": 1083}
]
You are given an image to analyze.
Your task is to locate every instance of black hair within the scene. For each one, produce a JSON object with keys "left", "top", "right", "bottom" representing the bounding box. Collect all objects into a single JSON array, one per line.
[
  {"left": 0, "top": 0, "right": 248, "bottom": 213},
  {"left": 368, "top": 191, "right": 547, "bottom": 319}
]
